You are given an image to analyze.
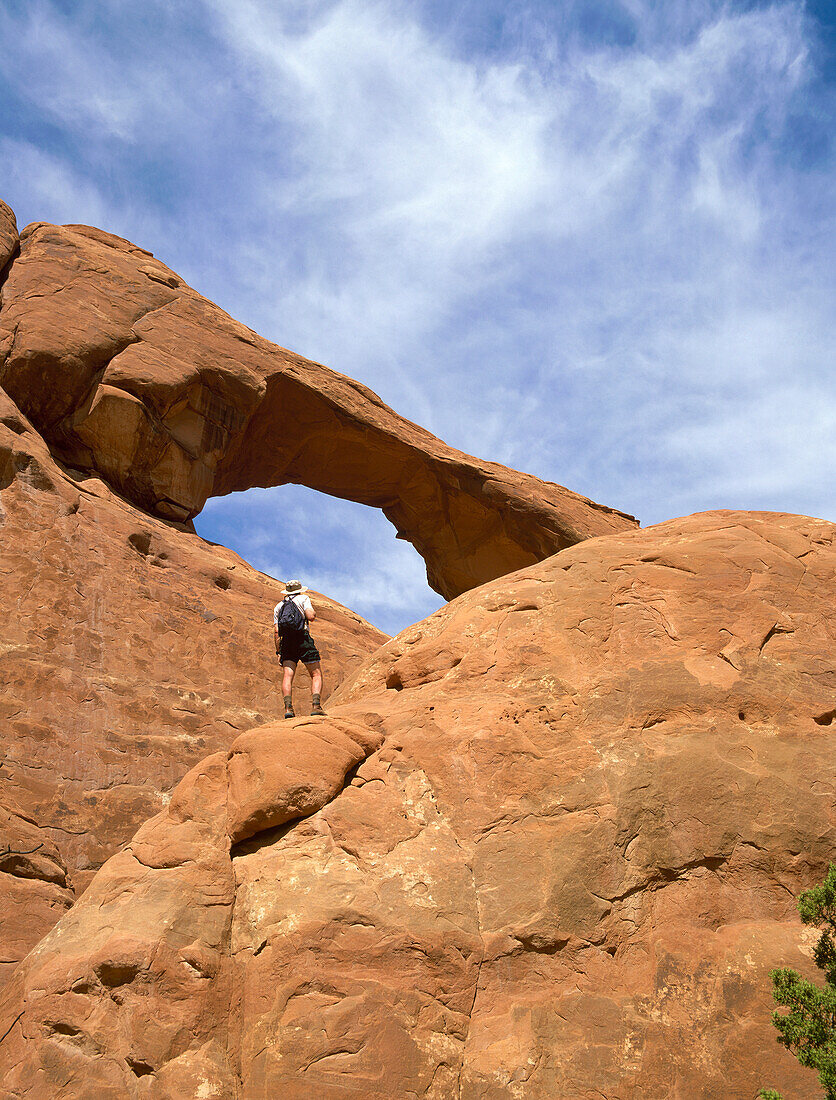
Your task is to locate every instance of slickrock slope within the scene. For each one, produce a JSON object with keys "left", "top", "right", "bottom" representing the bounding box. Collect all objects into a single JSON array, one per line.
[
  {"left": 0, "top": 217, "right": 635, "bottom": 600},
  {"left": 2, "top": 510, "right": 833, "bottom": 1098},
  {"left": 0, "top": 386, "right": 386, "bottom": 990}
]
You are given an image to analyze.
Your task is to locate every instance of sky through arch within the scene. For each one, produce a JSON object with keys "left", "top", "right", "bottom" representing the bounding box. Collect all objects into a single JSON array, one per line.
[{"left": 195, "top": 485, "right": 444, "bottom": 637}]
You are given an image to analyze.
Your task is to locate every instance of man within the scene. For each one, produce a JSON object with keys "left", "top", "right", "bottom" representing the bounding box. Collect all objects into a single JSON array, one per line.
[{"left": 273, "top": 580, "right": 325, "bottom": 718}]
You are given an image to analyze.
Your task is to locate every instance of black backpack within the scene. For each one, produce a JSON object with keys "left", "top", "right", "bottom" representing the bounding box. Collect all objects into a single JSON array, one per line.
[{"left": 276, "top": 596, "right": 306, "bottom": 638}]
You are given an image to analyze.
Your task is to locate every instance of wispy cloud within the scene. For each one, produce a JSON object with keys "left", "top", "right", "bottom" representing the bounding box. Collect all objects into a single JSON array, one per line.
[
  {"left": 0, "top": 138, "right": 111, "bottom": 227},
  {"left": 0, "top": 0, "right": 833, "bottom": 631}
]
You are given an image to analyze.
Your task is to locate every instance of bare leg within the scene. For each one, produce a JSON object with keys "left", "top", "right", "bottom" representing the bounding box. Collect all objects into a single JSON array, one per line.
[
  {"left": 306, "top": 662, "right": 325, "bottom": 714},
  {"left": 306, "top": 661, "right": 323, "bottom": 697},
  {"left": 282, "top": 661, "right": 296, "bottom": 696},
  {"left": 282, "top": 661, "right": 297, "bottom": 716}
]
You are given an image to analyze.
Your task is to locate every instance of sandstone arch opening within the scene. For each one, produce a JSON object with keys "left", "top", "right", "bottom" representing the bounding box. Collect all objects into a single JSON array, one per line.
[{"left": 194, "top": 484, "right": 444, "bottom": 637}]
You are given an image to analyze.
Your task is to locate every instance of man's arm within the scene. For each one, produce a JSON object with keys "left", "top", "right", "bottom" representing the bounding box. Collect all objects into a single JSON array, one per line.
[{"left": 304, "top": 597, "right": 316, "bottom": 623}]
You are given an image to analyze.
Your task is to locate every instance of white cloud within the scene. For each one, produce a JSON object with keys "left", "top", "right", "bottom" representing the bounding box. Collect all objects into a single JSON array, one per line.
[
  {"left": 666, "top": 383, "right": 836, "bottom": 510},
  {"left": 0, "top": 138, "right": 111, "bottom": 227},
  {"left": 0, "top": 1, "right": 206, "bottom": 144},
  {"left": 203, "top": 0, "right": 554, "bottom": 412}
]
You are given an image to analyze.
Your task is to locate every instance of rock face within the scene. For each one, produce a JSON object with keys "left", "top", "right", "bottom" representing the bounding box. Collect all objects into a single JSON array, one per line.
[
  {"left": 1, "top": 200, "right": 833, "bottom": 1097},
  {"left": 2, "top": 509, "right": 833, "bottom": 1098},
  {"left": 0, "top": 384, "right": 387, "bottom": 990},
  {"left": 0, "top": 199, "right": 17, "bottom": 274},
  {"left": 0, "top": 219, "right": 635, "bottom": 600},
  {"left": 0, "top": 715, "right": 386, "bottom": 1100}
]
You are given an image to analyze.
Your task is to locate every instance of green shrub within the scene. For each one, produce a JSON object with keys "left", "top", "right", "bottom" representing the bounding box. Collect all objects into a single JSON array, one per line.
[{"left": 759, "top": 863, "right": 836, "bottom": 1100}]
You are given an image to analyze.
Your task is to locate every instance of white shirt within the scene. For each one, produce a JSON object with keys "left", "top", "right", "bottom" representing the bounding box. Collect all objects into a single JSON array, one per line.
[{"left": 274, "top": 593, "right": 313, "bottom": 632}]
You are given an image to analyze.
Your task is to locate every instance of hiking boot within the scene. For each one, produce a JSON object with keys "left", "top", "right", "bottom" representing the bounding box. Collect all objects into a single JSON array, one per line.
[
  {"left": 311, "top": 694, "right": 326, "bottom": 717},
  {"left": 283, "top": 695, "right": 295, "bottom": 719}
]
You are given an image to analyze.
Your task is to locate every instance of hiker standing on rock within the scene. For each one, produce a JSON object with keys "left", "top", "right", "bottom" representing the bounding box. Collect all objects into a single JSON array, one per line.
[{"left": 274, "top": 580, "right": 325, "bottom": 718}]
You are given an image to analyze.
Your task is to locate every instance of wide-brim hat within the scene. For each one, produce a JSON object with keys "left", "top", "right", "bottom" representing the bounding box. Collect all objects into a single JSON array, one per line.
[{"left": 283, "top": 580, "right": 308, "bottom": 596}]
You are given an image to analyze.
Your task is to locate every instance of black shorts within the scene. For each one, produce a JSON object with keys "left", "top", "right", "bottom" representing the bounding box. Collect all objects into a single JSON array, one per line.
[{"left": 279, "top": 631, "right": 321, "bottom": 665}]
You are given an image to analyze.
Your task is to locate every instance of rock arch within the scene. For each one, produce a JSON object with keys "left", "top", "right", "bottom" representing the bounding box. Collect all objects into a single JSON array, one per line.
[{"left": 0, "top": 214, "right": 637, "bottom": 599}]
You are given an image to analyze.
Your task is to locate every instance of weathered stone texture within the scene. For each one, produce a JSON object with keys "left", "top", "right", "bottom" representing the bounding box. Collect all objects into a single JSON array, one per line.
[
  {"left": 0, "top": 199, "right": 17, "bottom": 276},
  {"left": 0, "top": 718, "right": 384, "bottom": 1099},
  {"left": 2, "top": 510, "right": 833, "bottom": 1098}
]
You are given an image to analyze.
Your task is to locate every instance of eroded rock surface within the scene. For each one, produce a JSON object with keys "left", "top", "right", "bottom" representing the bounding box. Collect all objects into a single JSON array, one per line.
[
  {"left": 0, "top": 800, "right": 72, "bottom": 987},
  {"left": 0, "top": 385, "right": 386, "bottom": 989},
  {"left": 2, "top": 510, "right": 833, "bottom": 1098},
  {"left": 0, "top": 716, "right": 384, "bottom": 1099},
  {"left": 0, "top": 216, "right": 635, "bottom": 599},
  {"left": 0, "top": 200, "right": 17, "bottom": 275}
]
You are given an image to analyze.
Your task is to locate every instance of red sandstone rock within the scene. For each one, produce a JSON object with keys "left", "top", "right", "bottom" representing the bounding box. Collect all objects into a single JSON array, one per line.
[
  {"left": 0, "top": 218, "right": 635, "bottom": 600},
  {"left": 0, "top": 717, "right": 384, "bottom": 1099},
  {"left": 0, "top": 384, "right": 386, "bottom": 989},
  {"left": 0, "top": 200, "right": 17, "bottom": 275},
  {"left": 0, "top": 798, "right": 73, "bottom": 984},
  {"left": 1, "top": 199, "right": 831, "bottom": 1096},
  {"left": 2, "top": 510, "right": 833, "bottom": 1098}
]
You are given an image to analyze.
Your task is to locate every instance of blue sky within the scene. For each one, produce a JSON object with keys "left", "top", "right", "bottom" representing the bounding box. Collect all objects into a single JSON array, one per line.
[{"left": 1, "top": 0, "right": 834, "bottom": 635}]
